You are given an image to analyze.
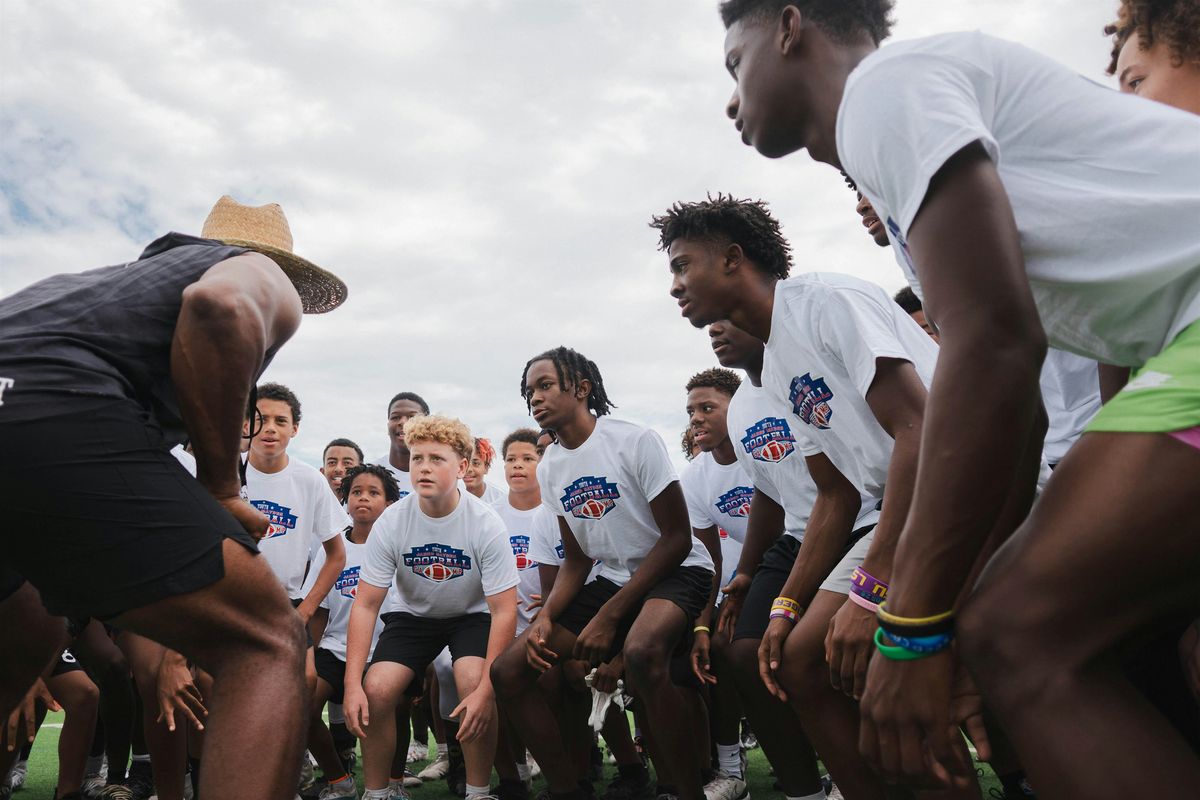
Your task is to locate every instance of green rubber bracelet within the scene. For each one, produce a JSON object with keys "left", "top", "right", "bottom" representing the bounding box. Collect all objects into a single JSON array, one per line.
[{"left": 873, "top": 627, "right": 928, "bottom": 661}]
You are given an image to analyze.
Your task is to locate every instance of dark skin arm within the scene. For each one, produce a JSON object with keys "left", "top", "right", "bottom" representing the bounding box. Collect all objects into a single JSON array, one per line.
[
  {"left": 171, "top": 252, "right": 303, "bottom": 536},
  {"left": 857, "top": 142, "right": 1046, "bottom": 787},
  {"left": 573, "top": 481, "right": 694, "bottom": 665},
  {"left": 525, "top": 518, "right": 592, "bottom": 671},
  {"left": 758, "top": 452, "right": 860, "bottom": 701},
  {"left": 690, "top": 523, "right": 722, "bottom": 685},
  {"left": 1098, "top": 363, "right": 1131, "bottom": 403},
  {"left": 825, "top": 357, "right": 926, "bottom": 700},
  {"left": 717, "top": 488, "right": 785, "bottom": 641}
]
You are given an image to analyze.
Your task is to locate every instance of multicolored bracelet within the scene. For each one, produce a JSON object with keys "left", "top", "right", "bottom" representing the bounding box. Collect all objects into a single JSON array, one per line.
[
  {"left": 769, "top": 606, "right": 799, "bottom": 623},
  {"left": 849, "top": 566, "right": 888, "bottom": 605},
  {"left": 873, "top": 628, "right": 926, "bottom": 661}
]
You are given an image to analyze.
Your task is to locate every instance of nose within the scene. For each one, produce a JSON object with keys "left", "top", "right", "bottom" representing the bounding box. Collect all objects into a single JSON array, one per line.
[
  {"left": 726, "top": 90, "right": 739, "bottom": 120},
  {"left": 855, "top": 194, "right": 872, "bottom": 217},
  {"left": 670, "top": 272, "right": 685, "bottom": 298},
  {"left": 709, "top": 321, "right": 725, "bottom": 339}
]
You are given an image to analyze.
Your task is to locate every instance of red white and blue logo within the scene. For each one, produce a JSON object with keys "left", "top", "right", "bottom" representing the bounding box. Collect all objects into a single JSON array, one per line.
[
  {"left": 509, "top": 535, "right": 539, "bottom": 571},
  {"left": 560, "top": 476, "right": 620, "bottom": 520},
  {"left": 250, "top": 500, "right": 298, "bottom": 539},
  {"left": 403, "top": 543, "right": 472, "bottom": 582},
  {"left": 715, "top": 486, "right": 754, "bottom": 518},
  {"left": 741, "top": 416, "right": 796, "bottom": 463},
  {"left": 789, "top": 373, "right": 834, "bottom": 429},
  {"left": 555, "top": 541, "right": 565, "bottom": 559},
  {"left": 335, "top": 565, "right": 361, "bottom": 599}
]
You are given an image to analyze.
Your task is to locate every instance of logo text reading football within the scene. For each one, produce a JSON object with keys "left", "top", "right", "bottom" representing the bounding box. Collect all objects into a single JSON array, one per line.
[
  {"left": 404, "top": 544, "right": 472, "bottom": 582},
  {"left": 560, "top": 476, "right": 621, "bottom": 520}
]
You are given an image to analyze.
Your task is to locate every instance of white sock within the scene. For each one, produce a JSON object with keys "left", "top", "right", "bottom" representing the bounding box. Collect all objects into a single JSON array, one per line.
[
  {"left": 516, "top": 762, "right": 532, "bottom": 782},
  {"left": 787, "top": 792, "right": 827, "bottom": 800},
  {"left": 716, "top": 743, "right": 742, "bottom": 778},
  {"left": 364, "top": 789, "right": 392, "bottom": 800},
  {"left": 466, "top": 782, "right": 491, "bottom": 797},
  {"left": 437, "top": 742, "right": 449, "bottom": 757}
]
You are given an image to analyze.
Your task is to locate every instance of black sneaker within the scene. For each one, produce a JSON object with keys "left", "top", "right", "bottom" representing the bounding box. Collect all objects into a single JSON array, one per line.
[
  {"left": 600, "top": 765, "right": 651, "bottom": 800},
  {"left": 497, "top": 778, "right": 531, "bottom": 800}
]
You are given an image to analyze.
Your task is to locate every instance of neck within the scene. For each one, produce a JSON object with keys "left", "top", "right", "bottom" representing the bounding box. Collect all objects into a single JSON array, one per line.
[
  {"left": 711, "top": 436, "right": 737, "bottom": 466},
  {"left": 419, "top": 487, "right": 460, "bottom": 519},
  {"left": 507, "top": 486, "right": 541, "bottom": 512},
  {"left": 555, "top": 412, "right": 598, "bottom": 450},
  {"left": 349, "top": 523, "right": 370, "bottom": 545},
  {"left": 728, "top": 277, "right": 778, "bottom": 343},
  {"left": 249, "top": 450, "right": 289, "bottom": 474},
  {"left": 389, "top": 445, "right": 410, "bottom": 472},
  {"left": 804, "top": 40, "right": 877, "bottom": 167},
  {"left": 744, "top": 362, "right": 763, "bottom": 387},
  {"left": 468, "top": 483, "right": 486, "bottom": 499}
]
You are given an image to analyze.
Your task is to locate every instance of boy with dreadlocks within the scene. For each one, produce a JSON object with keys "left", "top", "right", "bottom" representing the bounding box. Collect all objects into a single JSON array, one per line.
[
  {"left": 491, "top": 347, "right": 716, "bottom": 800},
  {"left": 653, "top": 195, "right": 949, "bottom": 799},
  {"left": 717, "top": 2, "right": 1200, "bottom": 793}
]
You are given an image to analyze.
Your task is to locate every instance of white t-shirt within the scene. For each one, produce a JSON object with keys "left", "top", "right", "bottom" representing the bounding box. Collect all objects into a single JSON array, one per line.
[
  {"left": 476, "top": 482, "right": 507, "bottom": 509},
  {"left": 246, "top": 458, "right": 351, "bottom": 597},
  {"left": 761, "top": 273, "right": 938, "bottom": 501},
  {"left": 375, "top": 457, "right": 414, "bottom": 500},
  {"left": 537, "top": 417, "right": 714, "bottom": 585},
  {"left": 170, "top": 445, "right": 196, "bottom": 476},
  {"left": 837, "top": 31, "right": 1200, "bottom": 368},
  {"left": 681, "top": 451, "right": 751, "bottom": 584},
  {"left": 361, "top": 491, "right": 520, "bottom": 618},
  {"left": 301, "top": 532, "right": 385, "bottom": 661},
  {"left": 494, "top": 500, "right": 547, "bottom": 633},
  {"left": 1040, "top": 349, "right": 1101, "bottom": 464}
]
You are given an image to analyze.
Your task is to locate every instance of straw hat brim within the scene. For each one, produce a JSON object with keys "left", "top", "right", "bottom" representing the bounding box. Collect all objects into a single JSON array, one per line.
[{"left": 221, "top": 238, "right": 347, "bottom": 314}]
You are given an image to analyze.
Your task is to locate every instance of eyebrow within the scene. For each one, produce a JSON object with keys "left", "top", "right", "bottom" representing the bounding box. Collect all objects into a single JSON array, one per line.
[
  {"left": 669, "top": 255, "right": 687, "bottom": 271},
  {"left": 1118, "top": 64, "right": 1136, "bottom": 85}
]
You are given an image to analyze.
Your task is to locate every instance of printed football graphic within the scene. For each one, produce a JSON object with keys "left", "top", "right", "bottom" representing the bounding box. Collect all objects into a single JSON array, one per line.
[
  {"left": 423, "top": 562, "right": 453, "bottom": 582},
  {"left": 759, "top": 440, "right": 789, "bottom": 462},
  {"left": 576, "top": 498, "right": 611, "bottom": 519}
]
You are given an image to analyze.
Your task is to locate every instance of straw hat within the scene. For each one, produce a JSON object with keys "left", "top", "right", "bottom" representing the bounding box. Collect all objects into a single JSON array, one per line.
[{"left": 200, "top": 195, "right": 347, "bottom": 314}]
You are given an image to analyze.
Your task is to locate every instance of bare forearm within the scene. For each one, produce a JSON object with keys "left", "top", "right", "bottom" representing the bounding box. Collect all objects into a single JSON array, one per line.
[
  {"left": 735, "top": 491, "right": 783, "bottom": 577},
  {"left": 303, "top": 556, "right": 344, "bottom": 611},
  {"left": 778, "top": 494, "right": 857, "bottom": 607},
  {"left": 343, "top": 603, "right": 380, "bottom": 685},
  {"left": 694, "top": 527, "right": 721, "bottom": 627},
  {"left": 542, "top": 558, "right": 591, "bottom": 621},
  {"left": 889, "top": 345, "right": 1043, "bottom": 616},
  {"left": 857, "top": 429, "right": 921, "bottom": 582}
]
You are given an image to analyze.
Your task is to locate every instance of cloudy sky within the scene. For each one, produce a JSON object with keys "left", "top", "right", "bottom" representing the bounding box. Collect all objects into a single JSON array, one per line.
[{"left": 1, "top": 0, "right": 1118, "bottom": 480}]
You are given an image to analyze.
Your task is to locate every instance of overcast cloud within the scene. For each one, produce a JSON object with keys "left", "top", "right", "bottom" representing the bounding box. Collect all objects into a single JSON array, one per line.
[{"left": 1, "top": 0, "right": 1118, "bottom": 480}]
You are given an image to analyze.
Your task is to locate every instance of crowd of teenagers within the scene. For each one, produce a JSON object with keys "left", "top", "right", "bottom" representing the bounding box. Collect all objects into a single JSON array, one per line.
[{"left": 2, "top": 1, "right": 1200, "bottom": 799}]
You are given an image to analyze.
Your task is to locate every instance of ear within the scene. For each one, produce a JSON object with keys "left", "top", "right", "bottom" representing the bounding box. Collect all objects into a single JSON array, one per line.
[
  {"left": 575, "top": 377, "right": 593, "bottom": 401},
  {"left": 723, "top": 243, "right": 745, "bottom": 274},
  {"left": 457, "top": 458, "right": 469, "bottom": 478},
  {"left": 780, "top": 5, "right": 804, "bottom": 55}
]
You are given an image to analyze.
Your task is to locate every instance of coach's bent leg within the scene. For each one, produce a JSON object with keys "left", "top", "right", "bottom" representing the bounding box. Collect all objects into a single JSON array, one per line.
[
  {"left": 960, "top": 431, "right": 1200, "bottom": 797},
  {"left": 112, "top": 539, "right": 307, "bottom": 800}
]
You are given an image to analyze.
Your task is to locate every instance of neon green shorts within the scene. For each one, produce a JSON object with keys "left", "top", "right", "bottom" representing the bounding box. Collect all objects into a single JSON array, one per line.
[{"left": 1087, "top": 321, "right": 1200, "bottom": 434}]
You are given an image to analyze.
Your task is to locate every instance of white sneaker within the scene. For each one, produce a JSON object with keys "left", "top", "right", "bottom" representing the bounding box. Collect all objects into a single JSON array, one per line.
[
  {"left": 825, "top": 786, "right": 845, "bottom": 800},
  {"left": 402, "top": 769, "right": 422, "bottom": 788},
  {"left": 407, "top": 742, "right": 428, "bottom": 763},
  {"left": 526, "top": 753, "right": 541, "bottom": 779},
  {"left": 703, "top": 772, "right": 749, "bottom": 800},
  {"left": 82, "top": 773, "right": 109, "bottom": 799},
  {"left": 386, "top": 780, "right": 413, "bottom": 800},
  {"left": 298, "top": 753, "right": 317, "bottom": 793},
  {"left": 318, "top": 775, "right": 357, "bottom": 800},
  {"left": 8, "top": 761, "right": 26, "bottom": 790},
  {"left": 417, "top": 753, "right": 450, "bottom": 781}
]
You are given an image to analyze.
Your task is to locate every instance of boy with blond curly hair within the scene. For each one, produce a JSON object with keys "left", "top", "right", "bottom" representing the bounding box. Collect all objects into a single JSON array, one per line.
[{"left": 344, "top": 415, "right": 520, "bottom": 800}]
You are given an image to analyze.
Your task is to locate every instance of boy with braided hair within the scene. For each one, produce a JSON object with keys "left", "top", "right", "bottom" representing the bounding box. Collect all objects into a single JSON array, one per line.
[{"left": 491, "top": 347, "right": 716, "bottom": 800}]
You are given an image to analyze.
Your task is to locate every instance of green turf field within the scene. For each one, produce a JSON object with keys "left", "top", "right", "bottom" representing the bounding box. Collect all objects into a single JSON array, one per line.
[{"left": 15, "top": 710, "right": 1004, "bottom": 799}]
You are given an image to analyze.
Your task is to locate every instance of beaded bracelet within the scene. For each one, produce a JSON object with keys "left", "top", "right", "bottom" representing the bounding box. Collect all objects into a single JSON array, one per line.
[
  {"left": 849, "top": 566, "right": 888, "bottom": 604},
  {"left": 873, "top": 628, "right": 926, "bottom": 661}
]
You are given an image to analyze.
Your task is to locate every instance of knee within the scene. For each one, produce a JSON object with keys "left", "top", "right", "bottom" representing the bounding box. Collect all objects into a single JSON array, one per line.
[
  {"left": 728, "top": 638, "right": 759, "bottom": 675},
  {"left": 490, "top": 646, "right": 530, "bottom": 699},
  {"left": 777, "top": 633, "right": 826, "bottom": 699},
  {"left": 623, "top": 637, "right": 669, "bottom": 689}
]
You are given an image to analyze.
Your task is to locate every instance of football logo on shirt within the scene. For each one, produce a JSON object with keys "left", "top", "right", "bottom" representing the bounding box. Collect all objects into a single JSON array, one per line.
[
  {"left": 714, "top": 486, "right": 754, "bottom": 519},
  {"left": 509, "top": 535, "right": 539, "bottom": 571},
  {"left": 403, "top": 544, "right": 472, "bottom": 582},
  {"left": 560, "top": 476, "right": 620, "bottom": 520},
  {"left": 249, "top": 500, "right": 298, "bottom": 538},
  {"left": 555, "top": 541, "right": 565, "bottom": 559},
  {"left": 741, "top": 416, "right": 796, "bottom": 463},
  {"left": 719, "top": 527, "right": 730, "bottom": 540},
  {"left": 790, "top": 374, "right": 834, "bottom": 429},
  {"left": 335, "top": 565, "right": 361, "bottom": 599}
]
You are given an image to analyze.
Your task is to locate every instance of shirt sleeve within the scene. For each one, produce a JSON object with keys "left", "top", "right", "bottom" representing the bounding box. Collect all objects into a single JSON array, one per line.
[
  {"left": 313, "top": 474, "right": 352, "bottom": 543},
  {"left": 813, "top": 286, "right": 916, "bottom": 399},
  {"left": 634, "top": 428, "right": 678, "bottom": 503},
  {"left": 360, "top": 510, "right": 400, "bottom": 589},
  {"left": 476, "top": 509, "right": 521, "bottom": 597},
  {"left": 680, "top": 461, "right": 717, "bottom": 530},
  {"left": 837, "top": 50, "right": 999, "bottom": 237}
]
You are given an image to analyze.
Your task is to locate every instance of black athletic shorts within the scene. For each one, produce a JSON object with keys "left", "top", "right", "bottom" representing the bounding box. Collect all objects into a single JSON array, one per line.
[
  {"left": 0, "top": 398, "right": 259, "bottom": 619},
  {"left": 50, "top": 648, "right": 85, "bottom": 677},
  {"left": 556, "top": 565, "right": 714, "bottom": 662},
  {"left": 371, "top": 611, "right": 491, "bottom": 685},
  {"left": 314, "top": 647, "right": 348, "bottom": 703},
  {"left": 0, "top": 568, "right": 24, "bottom": 605},
  {"left": 733, "top": 524, "right": 875, "bottom": 642}
]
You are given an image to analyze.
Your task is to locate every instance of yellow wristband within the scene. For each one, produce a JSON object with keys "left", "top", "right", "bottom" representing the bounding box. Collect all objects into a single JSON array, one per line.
[
  {"left": 772, "top": 596, "right": 801, "bottom": 612},
  {"left": 876, "top": 601, "right": 955, "bottom": 627},
  {"left": 693, "top": 625, "right": 711, "bottom": 634}
]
